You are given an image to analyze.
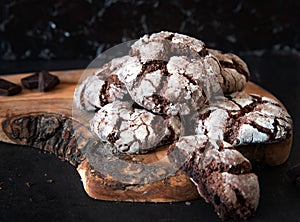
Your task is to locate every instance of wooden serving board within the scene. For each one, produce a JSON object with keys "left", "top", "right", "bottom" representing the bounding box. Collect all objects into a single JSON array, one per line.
[{"left": 0, "top": 70, "right": 289, "bottom": 202}]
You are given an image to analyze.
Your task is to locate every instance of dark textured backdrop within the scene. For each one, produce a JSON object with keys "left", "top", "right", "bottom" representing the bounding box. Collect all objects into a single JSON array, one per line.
[{"left": 1, "top": 0, "right": 300, "bottom": 63}]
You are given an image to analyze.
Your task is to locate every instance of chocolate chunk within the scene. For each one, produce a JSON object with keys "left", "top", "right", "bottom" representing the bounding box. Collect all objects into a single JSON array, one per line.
[
  {"left": 0, "top": 78, "right": 22, "bottom": 96},
  {"left": 38, "top": 71, "right": 60, "bottom": 92},
  {"left": 21, "top": 71, "right": 60, "bottom": 92},
  {"left": 21, "top": 73, "right": 39, "bottom": 89}
]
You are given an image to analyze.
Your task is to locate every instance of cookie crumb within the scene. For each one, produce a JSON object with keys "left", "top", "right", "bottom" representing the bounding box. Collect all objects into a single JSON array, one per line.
[{"left": 185, "top": 201, "right": 191, "bottom": 206}]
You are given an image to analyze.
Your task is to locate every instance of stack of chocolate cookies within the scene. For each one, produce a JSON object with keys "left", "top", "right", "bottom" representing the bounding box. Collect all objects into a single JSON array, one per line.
[{"left": 74, "top": 31, "right": 293, "bottom": 220}]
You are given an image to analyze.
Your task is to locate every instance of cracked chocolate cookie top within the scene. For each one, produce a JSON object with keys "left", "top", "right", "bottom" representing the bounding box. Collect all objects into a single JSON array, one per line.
[
  {"left": 130, "top": 31, "right": 207, "bottom": 63},
  {"left": 90, "top": 101, "right": 183, "bottom": 154},
  {"left": 168, "top": 135, "right": 259, "bottom": 220},
  {"left": 117, "top": 54, "right": 223, "bottom": 116},
  {"left": 194, "top": 91, "right": 293, "bottom": 146},
  {"left": 115, "top": 31, "right": 251, "bottom": 116},
  {"left": 74, "top": 56, "right": 131, "bottom": 111}
]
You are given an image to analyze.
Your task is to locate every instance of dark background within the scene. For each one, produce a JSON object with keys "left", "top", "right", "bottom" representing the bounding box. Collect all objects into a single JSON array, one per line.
[
  {"left": 1, "top": 1, "right": 300, "bottom": 222},
  {"left": 1, "top": 0, "right": 300, "bottom": 74}
]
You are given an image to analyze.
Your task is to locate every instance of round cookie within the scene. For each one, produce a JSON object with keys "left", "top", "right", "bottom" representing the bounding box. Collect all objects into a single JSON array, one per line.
[
  {"left": 90, "top": 101, "right": 183, "bottom": 154},
  {"left": 125, "top": 31, "right": 223, "bottom": 116},
  {"left": 117, "top": 54, "right": 223, "bottom": 116},
  {"left": 130, "top": 31, "right": 250, "bottom": 93},
  {"left": 74, "top": 56, "right": 132, "bottom": 111},
  {"left": 74, "top": 74, "right": 127, "bottom": 111},
  {"left": 195, "top": 91, "right": 292, "bottom": 146},
  {"left": 118, "top": 31, "right": 253, "bottom": 115},
  {"left": 168, "top": 135, "right": 259, "bottom": 220},
  {"left": 207, "top": 49, "right": 250, "bottom": 92}
]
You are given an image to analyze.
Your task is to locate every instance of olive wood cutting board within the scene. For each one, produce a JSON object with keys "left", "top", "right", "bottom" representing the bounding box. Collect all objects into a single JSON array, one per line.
[{"left": 0, "top": 70, "right": 289, "bottom": 202}]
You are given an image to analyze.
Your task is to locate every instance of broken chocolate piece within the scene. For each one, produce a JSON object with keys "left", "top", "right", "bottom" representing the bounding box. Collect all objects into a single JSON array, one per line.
[
  {"left": 21, "top": 73, "right": 39, "bottom": 89},
  {"left": 38, "top": 71, "right": 60, "bottom": 92},
  {"left": 0, "top": 78, "right": 22, "bottom": 96},
  {"left": 21, "top": 71, "right": 60, "bottom": 92}
]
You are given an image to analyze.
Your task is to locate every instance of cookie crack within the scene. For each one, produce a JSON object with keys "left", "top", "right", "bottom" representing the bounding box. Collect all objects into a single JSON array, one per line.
[
  {"left": 247, "top": 119, "right": 273, "bottom": 136},
  {"left": 141, "top": 60, "right": 168, "bottom": 75},
  {"left": 99, "top": 79, "right": 108, "bottom": 106}
]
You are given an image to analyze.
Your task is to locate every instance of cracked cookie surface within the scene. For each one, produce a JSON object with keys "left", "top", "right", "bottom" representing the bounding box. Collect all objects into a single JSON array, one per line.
[
  {"left": 90, "top": 101, "right": 183, "bottom": 154},
  {"left": 117, "top": 54, "right": 222, "bottom": 116},
  {"left": 168, "top": 135, "right": 259, "bottom": 220},
  {"left": 195, "top": 92, "right": 292, "bottom": 146},
  {"left": 75, "top": 31, "right": 250, "bottom": 115},
  {"left": 74, "top": 56, "right": 131, "bottom": 111},
  {"left": 120, "top": 31, "right": 252, "bottom": 116}
]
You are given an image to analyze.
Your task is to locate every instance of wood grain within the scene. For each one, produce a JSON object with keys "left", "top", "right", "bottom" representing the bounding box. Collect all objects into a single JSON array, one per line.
[{"left": 0, "top": 70, "right": 292, "bottom": 202}]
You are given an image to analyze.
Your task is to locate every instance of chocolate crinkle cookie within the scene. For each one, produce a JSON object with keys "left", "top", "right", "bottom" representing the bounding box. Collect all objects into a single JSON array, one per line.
[
  {"left": 117, "top": 54, "right": 221, "bottom": 116},
  {"left": 90, "top": 101, "right": 183, "bottom": 154},
  {"left": 194, "top": 92, "right": 292, "bottom": 146},
  {"left": 207, "top": 49, "right": 250, "bottom": 93},
  {"left": 74, "top": 56, "right": 131, "bottom": 111},
  {"left": 124, "top": 31, "right": 250, "bottom": 115},
  {"left": 168, "top": 135, "right": 259, "bottom": 220}
]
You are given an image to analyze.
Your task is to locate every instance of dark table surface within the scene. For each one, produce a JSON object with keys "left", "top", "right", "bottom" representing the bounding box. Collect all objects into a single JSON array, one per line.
[{"left": 0, "top": 52, "right": 300, "bottom": 222}]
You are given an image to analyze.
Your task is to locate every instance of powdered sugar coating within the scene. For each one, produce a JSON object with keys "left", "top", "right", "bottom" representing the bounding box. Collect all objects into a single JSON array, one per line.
[
  {"left": 74, "top": 56, "right": 131, "bottom": 111},
  {"left": 168, "top": 135, "right": 251, "bottom": 170},
  {"left": 90, "top": 101, "right": 183, "bottom": 154},
  {"left": 114, "top": 56, "right": 143, "bottom": 84},
  {"left": 119, "top": 55, "right": 223, "bottom": 116},
  {"left": 124, "top": 31, "right": 254, "bottom": 115},
  {"left": 127, "top": 31, "right": 221, "bottom": 115},
  {"left": 167, "top": 135, "right": 259, "bottom": 220},
  {"left": 130, "top": 31, "right": 207, "bottom": 63},
  {"left": 195, "top": 92, "right": 292, "bottom": 146},
  {"left": 74, "top": 75, "right": 104, "bottom": 111}
]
